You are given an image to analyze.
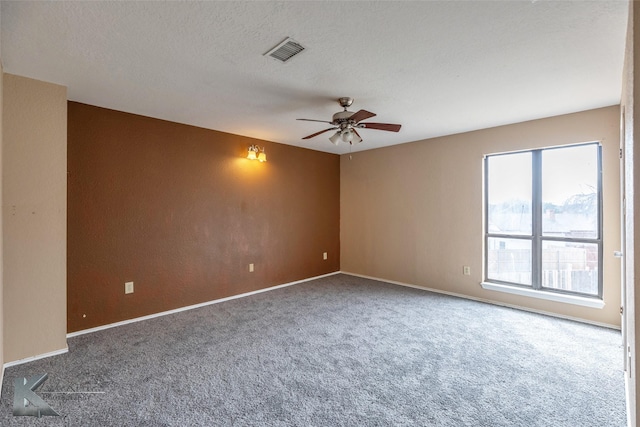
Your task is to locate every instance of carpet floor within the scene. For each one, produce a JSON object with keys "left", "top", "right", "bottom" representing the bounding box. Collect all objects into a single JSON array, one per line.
[{"left": 0, "top": 274, "right": 626, "bottom": 426}]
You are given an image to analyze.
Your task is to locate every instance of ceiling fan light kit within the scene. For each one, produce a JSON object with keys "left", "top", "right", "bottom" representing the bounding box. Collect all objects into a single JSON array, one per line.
[
  {"left": 329, "top": 128, "right": 362, "bottom": 145},
  {"left": 297, "top": 97, "right": 401, "bottom": 146}
]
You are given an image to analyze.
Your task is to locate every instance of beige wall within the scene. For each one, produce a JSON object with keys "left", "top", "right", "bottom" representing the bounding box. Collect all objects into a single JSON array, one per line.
[
  {"left": 342, "top": 106, "right": 621, "bottom": 327},
  {"left": 3, "top": 74, "right": 67, "bottom": 363}
]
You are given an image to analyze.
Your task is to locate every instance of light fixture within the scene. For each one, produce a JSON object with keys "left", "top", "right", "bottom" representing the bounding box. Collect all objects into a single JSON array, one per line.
[
  {"left": 247, "top": 145, "right": 267, "bottom": 162},
  {"left": 341, "top": 130, "right": 354, "bottom": 143},
  {"left": 329, "top": 129, "right": 362, "bottom": 145}
]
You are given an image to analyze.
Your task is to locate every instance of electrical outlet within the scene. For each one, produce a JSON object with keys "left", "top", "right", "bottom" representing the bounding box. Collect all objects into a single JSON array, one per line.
[
  {"left": 249, "top": 263, "right": 254, "bottom": 272},
  {"left": 125, "top": 281, "right": 134, "bottom": 294},
  {"left": 463, "top": 266, "right": 471, "bottom": 276},
  {"left": 323, "top": 252, "right": 328, "bottom": 260}
]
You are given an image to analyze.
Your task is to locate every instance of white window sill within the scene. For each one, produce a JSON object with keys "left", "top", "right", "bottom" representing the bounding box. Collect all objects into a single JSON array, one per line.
[{"left": 480, "top": 282, "right": 605, "bottom": 309}]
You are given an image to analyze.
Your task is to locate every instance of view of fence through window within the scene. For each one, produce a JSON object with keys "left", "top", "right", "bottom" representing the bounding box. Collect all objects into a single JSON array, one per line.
[{"left": 485, "top": 143, "right": 601, "bottom": 297}]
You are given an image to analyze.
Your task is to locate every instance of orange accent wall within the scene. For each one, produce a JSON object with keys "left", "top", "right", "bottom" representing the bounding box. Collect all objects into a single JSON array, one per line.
[{"left": 67, "top": 102, "right": 339, "bottom": 332}]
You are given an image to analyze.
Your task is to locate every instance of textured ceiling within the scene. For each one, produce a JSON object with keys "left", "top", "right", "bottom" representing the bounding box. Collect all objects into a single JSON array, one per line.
[{"left": 0, "top": 1, "right": 629, "bottom": 154}]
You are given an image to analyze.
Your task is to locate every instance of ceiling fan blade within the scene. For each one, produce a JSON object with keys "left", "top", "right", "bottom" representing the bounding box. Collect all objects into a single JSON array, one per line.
[
  {"left": 359, "top": 122, "right": 402, "bottom": 132},
  {"left": 352, "top": 128, "right": 363, "bottom": 140},
  {"left": 348, "top": 109, "right": 376, "bottom": 123},
  {"left": 302, "top": 127, "right": 338, "bottom": 139},
  {"left": 297, "top": 118, "right": 333, "bottom": 124}
]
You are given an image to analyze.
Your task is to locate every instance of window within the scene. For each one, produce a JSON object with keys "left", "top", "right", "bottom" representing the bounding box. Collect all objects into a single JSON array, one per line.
[{"left": 484, "top": 143, "right": 602, "bottom": 299}]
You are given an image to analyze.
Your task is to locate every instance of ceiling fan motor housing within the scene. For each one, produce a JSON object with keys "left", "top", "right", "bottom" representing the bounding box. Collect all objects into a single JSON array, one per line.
[
  {"left": 332, "top": 110, "right": 356, "bottom": 126},
  {"left": 334, "top": 97, "right": 356, "bottom": 128}
]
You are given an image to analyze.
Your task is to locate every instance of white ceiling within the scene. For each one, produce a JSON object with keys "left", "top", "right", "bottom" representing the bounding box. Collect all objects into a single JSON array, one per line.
[{"left": 0, "top": 1, "right": 629, "bottom": 154}]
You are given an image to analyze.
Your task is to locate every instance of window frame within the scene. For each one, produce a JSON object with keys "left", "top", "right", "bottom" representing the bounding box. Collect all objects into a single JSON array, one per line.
[{"left": 483, "top": 142, "right": 603, "bottom": 300}]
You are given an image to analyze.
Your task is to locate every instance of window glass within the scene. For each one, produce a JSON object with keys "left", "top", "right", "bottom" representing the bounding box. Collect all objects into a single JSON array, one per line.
[
  {"left": 542, "top": 145, "right": 598, "bottom": 239},
  {"left": 541, "top": 241, "right": 599, "bottom": 295},
  {"left": 487, "top": 237, "right": 532, "bottom": 285},
  {"left": 487, "top": 152, "right": 532, "bottom": 235}
]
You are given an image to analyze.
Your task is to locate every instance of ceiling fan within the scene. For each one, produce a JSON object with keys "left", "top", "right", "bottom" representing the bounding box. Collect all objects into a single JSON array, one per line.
[{"left": 297, "top": 97, "right": 401, "bottom": 145}]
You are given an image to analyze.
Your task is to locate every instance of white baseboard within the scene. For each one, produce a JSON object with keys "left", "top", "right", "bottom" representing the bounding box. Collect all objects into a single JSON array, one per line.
[
  {"left": 68, "top": 271, "right": 341, "bottom": 338},
  {"left": 341, "top": 271, "right": 621, "bottom": 330},
  {"left": 3, "top": 347, "right": 69, "bottom": 369}
]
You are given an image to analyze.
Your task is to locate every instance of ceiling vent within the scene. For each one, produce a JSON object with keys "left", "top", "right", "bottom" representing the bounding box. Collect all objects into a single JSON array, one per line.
[{"left": 264, "top": 37, "right": 305, "bottom": 63}]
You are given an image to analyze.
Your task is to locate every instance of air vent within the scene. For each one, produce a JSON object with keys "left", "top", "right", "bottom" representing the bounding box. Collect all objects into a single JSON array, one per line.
[{"left": 264, "top": 37, "right": 305, "bottom": 63}]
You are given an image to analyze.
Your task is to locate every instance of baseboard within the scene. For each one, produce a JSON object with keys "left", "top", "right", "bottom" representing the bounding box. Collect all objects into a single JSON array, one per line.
[
  {"left": 3, "top": 347, "right": 69, "bottom": 369},
  {"left": 68, "top": 271, "right": 341, "bottom": 338},
  {"left": 341, "top": 271, "right": 621, "bottom": 330}
]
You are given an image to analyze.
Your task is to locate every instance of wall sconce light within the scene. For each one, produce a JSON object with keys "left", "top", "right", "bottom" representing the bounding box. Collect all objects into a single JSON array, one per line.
[{"left": 247, "top": 145, "right": 267, "bottom": 162}]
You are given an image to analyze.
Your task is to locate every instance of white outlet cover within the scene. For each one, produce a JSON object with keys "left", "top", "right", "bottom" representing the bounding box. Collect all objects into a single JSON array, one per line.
[{"left": 125, "top": 281, "right": 134, "bottom": 294}]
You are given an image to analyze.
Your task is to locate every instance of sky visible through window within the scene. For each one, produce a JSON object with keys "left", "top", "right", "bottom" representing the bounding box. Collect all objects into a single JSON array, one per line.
[
  {"left": 488, "top": 145, "right": 597, "bottom": 205},
  {"left": 542, "top": 145, "right": 598, "bottom": 204}
]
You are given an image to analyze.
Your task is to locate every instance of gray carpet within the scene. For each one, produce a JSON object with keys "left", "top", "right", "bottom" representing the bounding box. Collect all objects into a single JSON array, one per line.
[{"left": 0, "top": 274, "right": 626, "bottom": 426}]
